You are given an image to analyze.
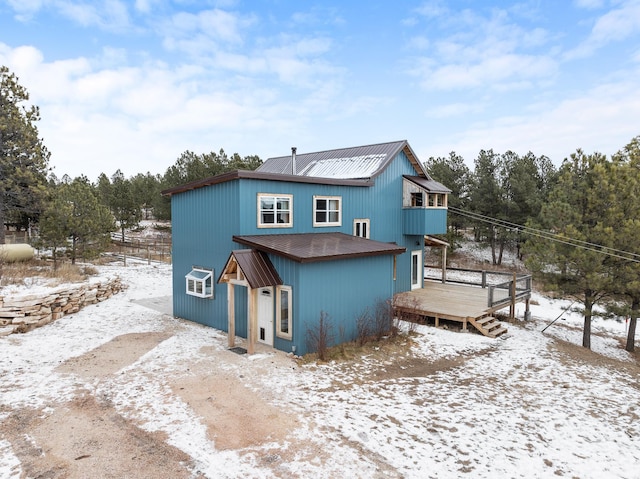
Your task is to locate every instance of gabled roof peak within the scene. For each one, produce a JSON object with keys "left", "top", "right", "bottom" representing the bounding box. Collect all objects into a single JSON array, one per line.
[{"left": 258, "top": 140, "right": 428, "bottom": 179}]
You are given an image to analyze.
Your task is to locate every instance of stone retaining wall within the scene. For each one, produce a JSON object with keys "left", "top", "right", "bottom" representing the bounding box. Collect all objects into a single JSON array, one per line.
[{"left": 0, "top": 277, "right": 124, "bottom": 336}]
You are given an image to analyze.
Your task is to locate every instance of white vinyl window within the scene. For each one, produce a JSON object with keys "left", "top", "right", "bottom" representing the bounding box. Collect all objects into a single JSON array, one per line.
[
  {"left": 258, "top": 194, "right": 292, "bottom": 227},
  {"left": 185, "top": 268, "right": 213, "bottom": 298},
  {"left": 313, "top": 196, "right": 341, "bottom": 226},
  {"left": 276, "top": 285, "right": 292, "bottom": 340},
  {"left": 353, "top": 218, "right": 370, "bottom": 239}
]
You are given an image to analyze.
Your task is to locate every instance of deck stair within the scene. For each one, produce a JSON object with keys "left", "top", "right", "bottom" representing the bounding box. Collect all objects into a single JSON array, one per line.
[{"left": 468, "top": 315, "right": 508, "bottom": 338}]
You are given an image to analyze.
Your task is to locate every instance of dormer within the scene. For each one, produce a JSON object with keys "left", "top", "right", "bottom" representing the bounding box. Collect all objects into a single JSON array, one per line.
[{"left": 402, "top": 175, "right": 450, "bottom": 236}]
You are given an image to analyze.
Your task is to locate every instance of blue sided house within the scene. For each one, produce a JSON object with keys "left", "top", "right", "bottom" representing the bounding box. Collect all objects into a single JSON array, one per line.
[{"left": 162, "top": 140, "right": 450, "bottom": 355}]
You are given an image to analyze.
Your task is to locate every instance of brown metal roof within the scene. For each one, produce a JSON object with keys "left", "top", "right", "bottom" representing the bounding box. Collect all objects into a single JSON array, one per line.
[
  {"left": 233, "top": 233, "right": 406, "bottom": 263},
  {"left": 218, "top": 249, "right": 282, "bottom": 288},
  {"left": 161, "top": 170, "right": 372, "bottom": 197},
  {"left": 404, "top": 175, "right": 452, "bottom": 194}
]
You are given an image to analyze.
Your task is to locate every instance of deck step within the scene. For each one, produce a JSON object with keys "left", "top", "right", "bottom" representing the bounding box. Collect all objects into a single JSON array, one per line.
[
  {"left": 469, "top": 316, "right": 508, "bottom": 338},
  {"left": 476, "top": 316, "right": 495, "bottom": 325},
  {"left": 488, "top": 326, "right": 508, "bottom": 338}
]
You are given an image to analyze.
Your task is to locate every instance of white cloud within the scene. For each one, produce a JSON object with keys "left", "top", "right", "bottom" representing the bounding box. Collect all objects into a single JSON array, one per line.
[
  {"left": 573, "top": 0, "right": 606, "bottom": 9},
  {"left": 421, "top": 67, "right": 640, "bottom": 165},
  {"left": 407, "top": 6, "right": 557, "bottom": 92},
  {"left": 163, "top": 8, "right": 254, "bottom": 47},
  {"left": 417, "top": 53, "right": 556, "bottom": 91},
  {"left": 566, "top": 0, "right": 640, "bottom": 58}
]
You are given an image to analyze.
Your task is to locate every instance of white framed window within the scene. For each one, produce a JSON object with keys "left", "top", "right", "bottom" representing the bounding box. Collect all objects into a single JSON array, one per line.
[
  {"left": 353, "top": 218, "right": 370, "bottom": 239},
  {"left": 313, "top": 196, "right": 341, "bottom": 226},
  {"left": 185, "top": 268, "right": 214, "bottom": 298},
  {"left": 411, "top": 251, "right": 422, "bottom": 290},
  {"left": 258, "top": 194, "right": 292, "bottom": 228},
  {"left": 276, "top": 285, "right": 292, "bottom": 340}
]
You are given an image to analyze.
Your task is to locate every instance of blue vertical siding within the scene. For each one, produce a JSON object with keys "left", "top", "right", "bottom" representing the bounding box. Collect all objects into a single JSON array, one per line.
[
  {"left": 171, "top": 148, "right": 440, "bottom": 353},
  {"left": 280, "top": 255, "right": 394, "bottom": 356}
]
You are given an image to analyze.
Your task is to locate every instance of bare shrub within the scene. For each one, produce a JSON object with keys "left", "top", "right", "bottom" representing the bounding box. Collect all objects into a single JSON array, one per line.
[
  {"left": 355, "top": 308, "right": 372, "bottom": 346},
  {"left": 305, "top": 311, "right": 334, "bottom": 362},
  {"left": 372, "top": 298, "right": 395, "bottom": 340},
  {"left": 394, "top": 295, "right": 422, "bottom": 335}
]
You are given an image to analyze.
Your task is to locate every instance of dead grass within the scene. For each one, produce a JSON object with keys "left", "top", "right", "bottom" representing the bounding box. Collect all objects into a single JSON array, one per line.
[
  {"left": 0, "top": 259, "right": 97, "bottom": 289},
  {"left": 301, "top": 332, "right": 417, "bottom": 365}
]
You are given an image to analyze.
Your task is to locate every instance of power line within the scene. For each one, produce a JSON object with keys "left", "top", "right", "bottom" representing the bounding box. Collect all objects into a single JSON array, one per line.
[{"left": 448, "top": 206, "right": 640, "bottom": 264}]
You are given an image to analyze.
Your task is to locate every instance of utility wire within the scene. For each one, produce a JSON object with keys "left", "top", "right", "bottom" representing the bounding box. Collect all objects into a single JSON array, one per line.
[{"left": 448, "top": 206, "right": 640, "bottom": 264}]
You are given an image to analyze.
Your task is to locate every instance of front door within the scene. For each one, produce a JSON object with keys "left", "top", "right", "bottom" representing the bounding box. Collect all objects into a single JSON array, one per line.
[
  {"left": 411, "top": 250, "right": 422, "bottom": 290},
  {"left": 257, "top": 287, "right": 274, "bottom": 346}
]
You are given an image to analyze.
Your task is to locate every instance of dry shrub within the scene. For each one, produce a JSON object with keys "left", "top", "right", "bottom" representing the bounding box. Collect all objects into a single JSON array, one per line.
[
  {"left": 355, "top": 308, "right": 372, "bottom": 346},
  {"left": 305, "top": 311, "right": 334, "bottom": 362},
  {"left": 372, "top": 298, "right": 395, "bottom": 340},
  {"left": 42, "top": 263, "right": 89, "bottom": 285},
  {"left": 0, "top": 259, "right": 96, "bottom": 289}
]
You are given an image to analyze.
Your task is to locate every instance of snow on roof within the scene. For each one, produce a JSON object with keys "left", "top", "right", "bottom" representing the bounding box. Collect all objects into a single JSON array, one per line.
[{"left": 299, "top": 154, "right": 387, "bottom": 179}]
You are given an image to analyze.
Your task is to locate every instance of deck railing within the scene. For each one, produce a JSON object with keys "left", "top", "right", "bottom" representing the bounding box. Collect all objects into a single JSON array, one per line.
[{"left": 424, "top": 266, "right": 532, "bottom": 308}]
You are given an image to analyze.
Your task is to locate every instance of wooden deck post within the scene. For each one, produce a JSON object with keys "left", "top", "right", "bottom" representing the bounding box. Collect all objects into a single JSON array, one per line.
[
  {"left": 227, "top": 283, "right": 235, "bottom": 348},
  {"left": 510, "top": 272, "right": 517, "bottom": 320},
  {"left": 441, "top": 246, "right": 447, "bottom": 284},
  {"left": 247, "top": 287, "right": 257, "bottom": 355}
]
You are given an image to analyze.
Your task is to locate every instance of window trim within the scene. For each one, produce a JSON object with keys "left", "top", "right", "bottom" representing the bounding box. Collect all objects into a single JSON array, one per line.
[
  {"left": 411, "top": 250, "right": 422, "bottom": 290},
  {"left": 313, "top": 195, "right": 342, "bottom": 227},
  {"left": 276, "top": 285, "right": 293, "bottom": 340},
  {"left": 257, "top": 193, "right": 293, "bottom": 228},
  {"left": 353, "top": 218, "right": 370, "bottom": 239},
  {"left": 185, "top": 268, "right": 214, "bottom": 298}
]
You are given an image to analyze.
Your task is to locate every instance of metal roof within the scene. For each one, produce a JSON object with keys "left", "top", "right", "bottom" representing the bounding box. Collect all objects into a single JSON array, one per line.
[
  {"left": 218, "top": 249, "right": 282, "bottom": 288},
  {"left": 161, "top": 170, "right": 372, "bottom": 196},
  {"left": 233, "top": 233, "right": 406, "bottom": 263},
  {"left": 404, "top": 175, "right": 452, "bottom": 194},
  {"left": 257, "top": 140, "right": 428, "bottom": 179}
]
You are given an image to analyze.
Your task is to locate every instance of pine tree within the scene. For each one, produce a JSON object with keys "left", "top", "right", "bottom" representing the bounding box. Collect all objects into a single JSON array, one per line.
[
  {"left": 525, "top": 150, "right": 614, "bottom": 349},
  {"left": 0, "top": 65, "right": 50, "bottom": 242},
  {"left": 39, "top": 177, "right": 114, "bottom": 264},
  {"left": 110, "top": 170, "right": 141, "bottom": 241}
]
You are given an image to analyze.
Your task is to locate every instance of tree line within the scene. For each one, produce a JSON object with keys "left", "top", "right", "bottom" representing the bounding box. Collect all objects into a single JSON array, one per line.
[
  {"left": 425, "top": 137, "right": 640, "bottom": 353},
  {"left": 2, "top": 64, "right": 638, "bottom": 351},
  {"left": 1, "top": 65, "right": 262, "bottom": 265}
]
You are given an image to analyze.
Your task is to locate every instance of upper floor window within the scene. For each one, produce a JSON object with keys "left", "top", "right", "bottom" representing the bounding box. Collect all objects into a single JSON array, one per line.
[
  {"left": 354, "top": 218, "right": 370, "bottom": 239},
  {"left": 313, "top": 196, "right": 341, "bottom": 226},
  {"left": 410, "top": 192, "right": 423, "bottom": 207},
  {"left": 403, "top": 179, "right": 447, "bottom": 208},
  {"left": 258, "top": 194, "right": 292, "bottom": 228}
]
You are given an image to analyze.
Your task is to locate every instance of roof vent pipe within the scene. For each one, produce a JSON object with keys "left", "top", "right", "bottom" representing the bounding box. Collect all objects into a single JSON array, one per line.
[{"left": 291, "top": 147, "right": 297, "bottom": 175}]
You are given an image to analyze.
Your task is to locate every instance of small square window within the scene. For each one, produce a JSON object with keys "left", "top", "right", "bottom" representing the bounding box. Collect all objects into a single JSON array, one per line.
[
  {"left": 258, "top": 194, "right": 292, "bottom": 227},
  {"left": 313, "top": 196, "right": 341, "bottom": 227},
  {"left": 185, "top": 268, "right": 213, "bottom": 298}
]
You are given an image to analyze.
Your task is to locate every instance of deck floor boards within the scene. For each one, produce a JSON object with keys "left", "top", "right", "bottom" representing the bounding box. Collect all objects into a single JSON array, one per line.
[{"left": 395, "top": 281, "right": 495, "bottom": 322}]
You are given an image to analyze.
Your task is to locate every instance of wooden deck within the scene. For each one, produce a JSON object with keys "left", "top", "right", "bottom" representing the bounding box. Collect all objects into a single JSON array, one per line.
[{"left": 394, "top": 280, "right": 528, "bottom": 337}]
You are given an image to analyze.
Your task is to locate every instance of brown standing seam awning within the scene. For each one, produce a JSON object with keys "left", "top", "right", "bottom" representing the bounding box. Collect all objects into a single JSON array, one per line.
[
  {"left": 218, "top": 249, "right": 283, "bottom": 288},
  {"left": 233, "top": 232, "right": 406, "bottom": 263}
]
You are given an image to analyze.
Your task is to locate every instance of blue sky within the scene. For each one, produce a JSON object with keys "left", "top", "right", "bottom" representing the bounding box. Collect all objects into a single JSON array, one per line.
[{"left": 1, "top": 0, "right": 639, "bottom": 181}]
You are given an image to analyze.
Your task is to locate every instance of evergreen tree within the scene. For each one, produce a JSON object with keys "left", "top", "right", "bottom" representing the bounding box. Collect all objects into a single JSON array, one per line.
[
  {"left": 608, "top": 136, "right": 640, "bottom": 352},
  {"left": 156, "top": 149, "right": 262, "bottom": 220},
  {"left": 524, "top": 150, "right": 614, "bottom": 349},
  {"left": 131, "top": 172, "right": 161, "bottom": 220},
  {"left": 39, "top": 177, "right": 114, "bottom": 264},
  {"left": 110, "top": 170, "right": 141, "bottom": 241},
  {"left": 468, "top": 149, "right": 507, "bottom": 264},
  {"left": 0, "top": 65, "right": 50, "bottom": 242},
  {"left": 425, "top": 151, "right": 471, "bottom": 234}
]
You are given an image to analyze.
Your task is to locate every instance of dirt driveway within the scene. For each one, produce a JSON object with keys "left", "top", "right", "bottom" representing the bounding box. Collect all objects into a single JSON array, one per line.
[{"left": 0, "top": 317, "right": 318, "bottom": 478}]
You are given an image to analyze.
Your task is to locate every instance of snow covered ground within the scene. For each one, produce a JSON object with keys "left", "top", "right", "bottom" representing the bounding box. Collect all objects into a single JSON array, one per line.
[{"left": 1, "top": 259, "right": 638, "bottom": 478}]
